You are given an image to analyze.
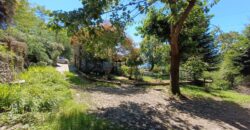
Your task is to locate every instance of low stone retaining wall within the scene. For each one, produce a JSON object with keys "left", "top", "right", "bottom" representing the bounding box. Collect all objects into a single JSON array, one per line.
[{"left": 0, "top": 61, "right": 13, "bottom": 83}]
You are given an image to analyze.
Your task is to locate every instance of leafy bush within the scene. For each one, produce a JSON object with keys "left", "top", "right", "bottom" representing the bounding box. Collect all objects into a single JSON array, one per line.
[
  {"left": 121, "top": 65, "right": 130, "bottom": 76},
  {"left": 65, "top": 72, "right": 90, "bottom": 87},
  {"left": 0, "top": 85, "right": 19, "bottom": 112},
  {"left": 183, "top": 56, "right": 207, "bottom": 81},
  {"left": 134, "top": 67, "right": 142, "bottom": 81},
  {"left": 0, "top": 66, "right": 71, "bottom": 113}
]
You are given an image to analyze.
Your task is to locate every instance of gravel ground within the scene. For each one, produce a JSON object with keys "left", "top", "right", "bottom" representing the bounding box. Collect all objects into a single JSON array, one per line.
[
  {"left": 73, "top": 84, "right": 250, "bottom": 130},
  {"left": 56, "top": 64, "right": 250, "bottom": 130}
]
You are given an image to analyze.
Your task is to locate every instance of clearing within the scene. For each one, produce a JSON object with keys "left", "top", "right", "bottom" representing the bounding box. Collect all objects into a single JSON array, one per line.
[{"left": 61, "top": 64, "right": 250, "bottom": 130}]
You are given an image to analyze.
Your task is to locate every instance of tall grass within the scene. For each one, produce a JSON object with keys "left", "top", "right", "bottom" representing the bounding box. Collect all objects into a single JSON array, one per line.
[
  {"left": 36, "top": 101, "right": 121, "bottom": 130},
  {"left": 65, "top": 72, "right": 90, "bottom": 87}
]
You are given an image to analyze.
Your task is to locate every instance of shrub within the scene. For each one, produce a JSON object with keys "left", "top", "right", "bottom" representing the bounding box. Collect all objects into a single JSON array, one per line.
[
  {"left": 121, "top": 65, "right": 130, "bottom": 76},
  {"left": 134, "top": 68, "right": 142, "bottom": 81},
  {"left": 0, "top": 66, "right": 71, "bottom": 113},
  {"left": 0, "top": 84, "right": 19, "bottom": 112},
  {"left": 183, "top": 56, "right": 207, "bottom": 81}
]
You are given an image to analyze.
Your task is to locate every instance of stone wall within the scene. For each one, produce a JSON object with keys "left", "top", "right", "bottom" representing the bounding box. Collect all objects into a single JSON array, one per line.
[{"left": 0, "top": 61, "right": 13, "bottom": 83}]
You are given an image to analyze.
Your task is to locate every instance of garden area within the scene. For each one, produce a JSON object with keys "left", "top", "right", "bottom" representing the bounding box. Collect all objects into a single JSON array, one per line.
[{"left": 0, "top": 0, "right": 250, "bottom": 130}]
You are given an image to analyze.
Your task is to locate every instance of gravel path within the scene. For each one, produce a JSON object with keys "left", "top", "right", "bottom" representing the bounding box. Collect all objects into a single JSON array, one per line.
[
  {"left": 55, "top": 65, "right": 250, "bottom": 130},
  {"left": 73, "top": 84, "right": 250, "bottom": 130},
  {"left": 56, "top": 63, "right": 69, "bottom": 73}
]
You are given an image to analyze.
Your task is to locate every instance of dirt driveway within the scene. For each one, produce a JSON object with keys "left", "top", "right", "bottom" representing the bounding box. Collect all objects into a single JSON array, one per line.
[
  {"left": 56, "top": 66, "right": 250, "bottom": 130},
  {"left": 73, "top": 84, "right": 250, "bottom": 130},
  {"left": 56, "top": 63, "right": 69, "bottom": 73}
]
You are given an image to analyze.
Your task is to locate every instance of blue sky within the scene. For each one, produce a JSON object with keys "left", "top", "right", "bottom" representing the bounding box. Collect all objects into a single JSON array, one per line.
[{"left": 29, "top": 0, "right": 250, "bottom": 43}]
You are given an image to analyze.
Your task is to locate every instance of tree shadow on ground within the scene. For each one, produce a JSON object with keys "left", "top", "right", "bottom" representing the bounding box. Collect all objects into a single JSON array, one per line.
[
  {"left": 168, "top": 98, "right": 250, "bottom": 130},
  {"left": 92, "top": 101, "right": 204, "bottom": 130},
  {"left": 85, "top": 85, "right": 149, "bottom": 96}
]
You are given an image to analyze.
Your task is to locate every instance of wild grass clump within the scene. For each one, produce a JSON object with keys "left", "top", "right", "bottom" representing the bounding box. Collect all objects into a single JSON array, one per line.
[
  {"left": 65, "top": 72, "right": 90, "bottom": 87},
  {"left": 0, "top": 66, "right": 71, "bottom": 113},
  {"left": 37, "top": 101, "right": 121, "bottom": 130}
]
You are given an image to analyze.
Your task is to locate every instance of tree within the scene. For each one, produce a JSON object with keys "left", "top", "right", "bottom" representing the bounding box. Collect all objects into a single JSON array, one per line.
[
  {"left": 217, "top": 31, "right": 241, "bottom": 53},
  {"left": 183, "top": 56, "right": 207, "bottom": 81},
  {"left": 0, "top": 0, "right": 17, "bottom": 29},
  {"left": 71, "top": 23, "right": 125, "bottom": 61},
  {"left": 140, "top": 35, "right": 170, "bottom": 71},
  {"left": 137, "top": 1, "right": 219, "bottom": 95},
  {"left": 127, "top": 48, "right": 143, "bottom": 80},
  {"left": 217, "top": 27, "right": 250, "bottom": 88},
  {"left": 4, "top": 0, "right": 72, "bottom": 65},
  {"left": 53, "top": 0, "right": 218, "bottom": 96},
  {"left": 13, "top": 0, "right": 43, "bottom": 33}
]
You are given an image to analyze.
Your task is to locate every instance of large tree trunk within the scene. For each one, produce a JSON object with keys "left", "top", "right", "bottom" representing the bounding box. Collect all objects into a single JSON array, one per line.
[
  {"left": 167, "top": 0, "right": 196, "bottom": 96},
  {"left": 170, "top": 34, "right": 181, "bottom": 95}
]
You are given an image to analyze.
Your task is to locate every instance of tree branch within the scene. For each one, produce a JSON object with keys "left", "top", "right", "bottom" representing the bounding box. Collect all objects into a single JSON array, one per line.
[
  {"left": 174, "top": 0, "right": 196, "bottom": 34},
  {"left": 167, "top": 0, "right": 177, "bottom": 16}
]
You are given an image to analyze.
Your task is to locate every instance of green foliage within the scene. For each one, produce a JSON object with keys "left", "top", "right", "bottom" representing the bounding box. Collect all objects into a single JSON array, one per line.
[
  {"left": 2, "top": 0, "right": 72, "bottom": 65},
  {"left": 217, "top": 31, "right": 241, "bottom": 53},
  {"left": 120, "top": 65, "right": 130, "bottom": 77},
  {"left": 14, "top": 0, "right": 42, "bottom": 32},
  {"left": 140, "top": 35, "right": 170, "bottom": 70},
  {"left": 126, "top": 49, "right": 143, "bottom": 67},
  {"left": 0, "top": 67, "right": 71, "bottom": 113},
  {"left": 65, "top": 72, "right": 90, "bottom": 87},
  {"left": 0, "top": 85, "right": 18, "bottom": 112},
  {"left": 36, "top": 101, "right": 121, "bottom": 130},
  {"left": 1, "top": 67, "right": 121, "bottom": 129},
  {"left": 216, "top": 32, "right": 250, "bottom": 88},
  {"left": 183, "top": 56, "right": 207, "bottom": 80},
  {"left": 72, "top": 24, "right": 125, "bottom": 61},
  {"left": 126, "top": 48, "right": 143, "bottom": 80},
  {"left": 138, "top": 5, "right": 219, "bottom": 67}
]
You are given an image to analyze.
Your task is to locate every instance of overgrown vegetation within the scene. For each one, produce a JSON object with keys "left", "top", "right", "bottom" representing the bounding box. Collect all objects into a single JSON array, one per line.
[
  {"left": 1, "top": 0, "right": 250, "bottom": 129},
  {"left": 0, "top": 0, "right": 72, "bottom": 66},
  {"left": 0, "top": 67, "right": 71, "bottom": 113},
  {"left": 36, "top": 101, "right": 122, "bottom": 130},
  {"left": 0, "top": 67, "right": 119, "bottom": 129}
]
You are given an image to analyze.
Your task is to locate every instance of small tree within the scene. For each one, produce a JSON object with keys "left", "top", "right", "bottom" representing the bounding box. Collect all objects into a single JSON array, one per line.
[
  {"left": 183, "top": 56, "right": 207, "bottom": 81},
  {"left": 140, "top": 35, "right": 170, "bottom": 71},
  {"left": 127, "top": 48, "right": 143, "bottom": 80}
]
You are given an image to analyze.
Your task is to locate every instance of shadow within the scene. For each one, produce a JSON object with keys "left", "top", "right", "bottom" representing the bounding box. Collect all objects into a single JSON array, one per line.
[
  {"left": 168, "top": 98, "right": 250, "bottom": 130},
  {"left": 55, "top": 64, "right": 61, "bottom": 67},
  {"left": 86, "top": 85, "right": 148, "bottom": 96},
  {"left": 92, "top": 101, "right": 203, "bottom": 130},
  {"left": 69, "top": 65, "right": 77, "bottom": 72}
]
